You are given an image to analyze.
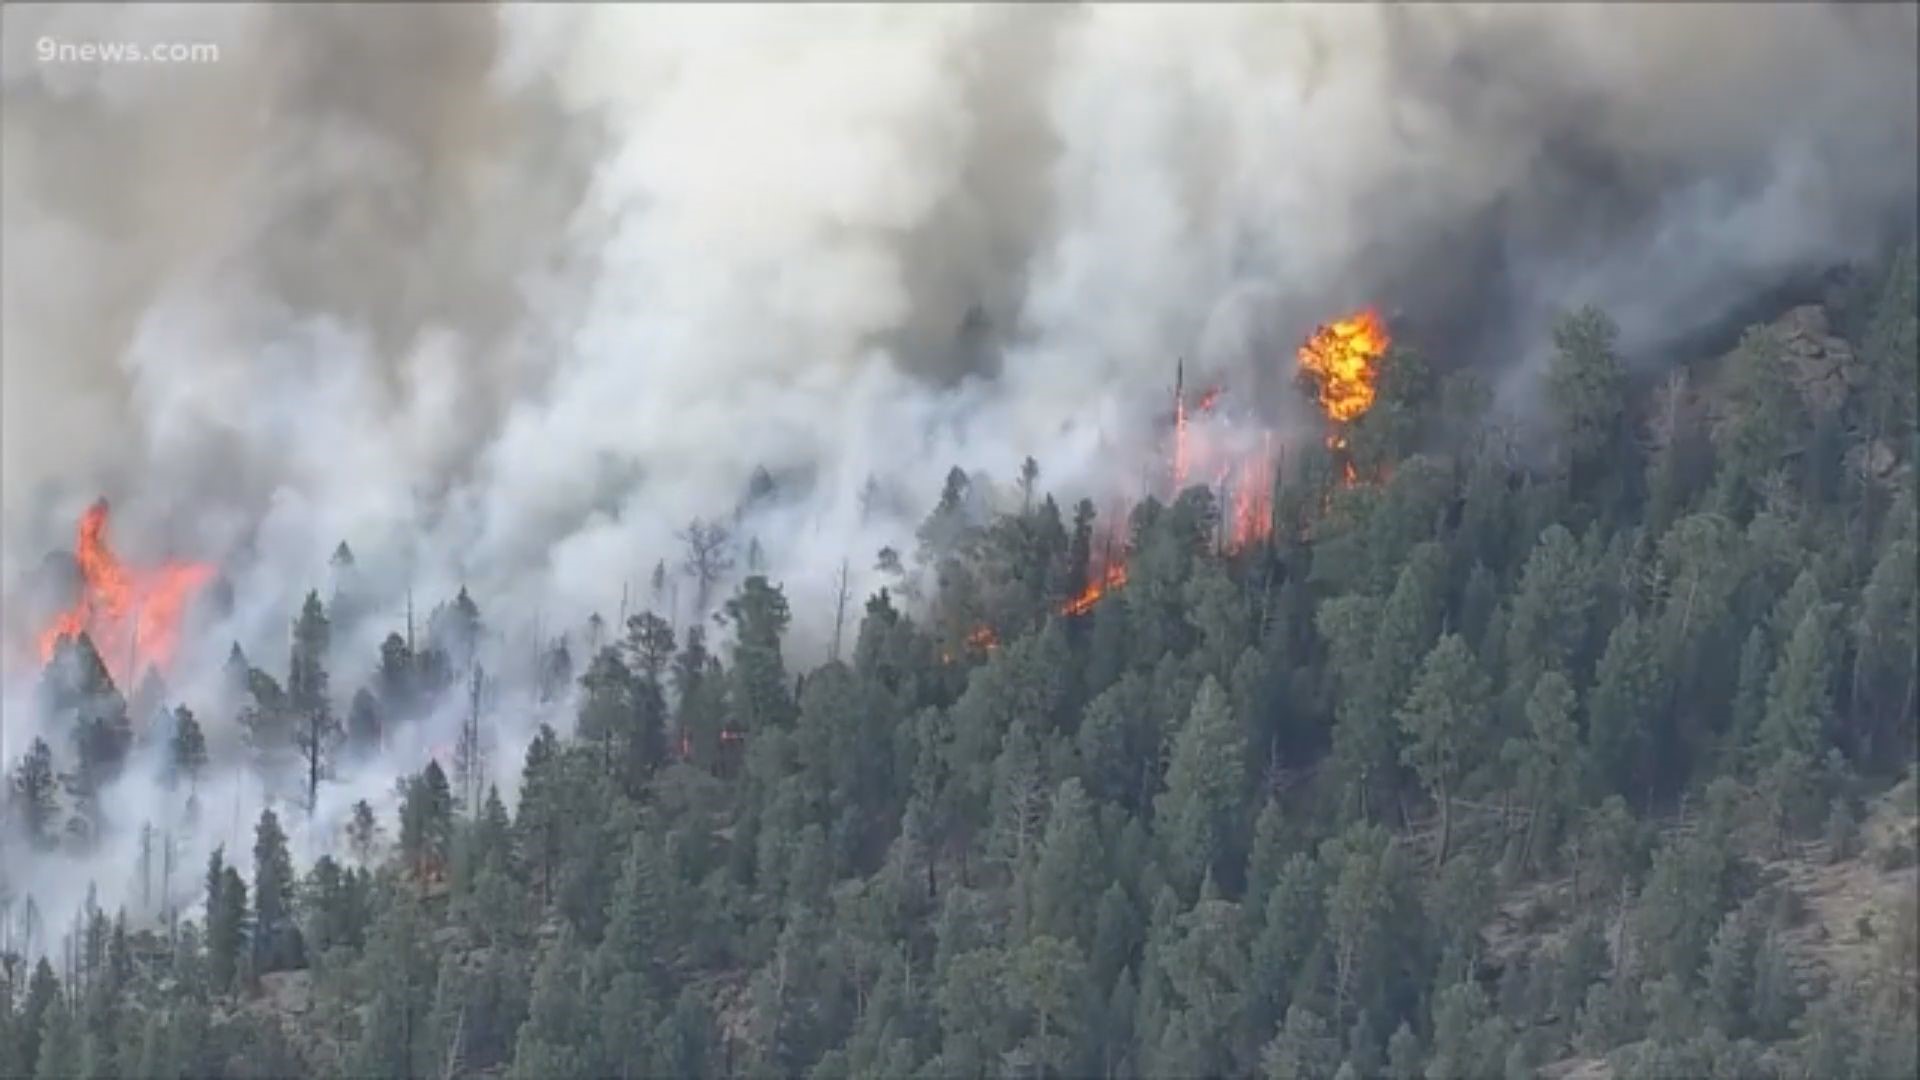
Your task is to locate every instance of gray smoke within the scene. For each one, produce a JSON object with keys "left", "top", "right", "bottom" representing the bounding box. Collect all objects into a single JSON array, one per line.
[
  {"left": 0, "top": 5, "right": 1913, "bottom": 925},
  {"left": 5, "top": 2, "right": 1914, "bottom": 660}
]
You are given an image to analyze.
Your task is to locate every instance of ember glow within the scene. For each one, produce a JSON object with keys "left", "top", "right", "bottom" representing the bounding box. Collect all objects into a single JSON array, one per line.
[
  {"left": 36, "top": 499, "right": 214, "bottom": 689},
  {"left": 965, "top": 624, "right": 1001, "bottom": 653}
]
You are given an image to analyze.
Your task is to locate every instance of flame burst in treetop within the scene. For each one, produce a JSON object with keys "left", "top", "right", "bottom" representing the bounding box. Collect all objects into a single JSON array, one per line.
[
  {"left": 954, "top": 307, "right": 1389, "bottom": 656},
  {"left": 1297, "top": 308, "right": 1391, "bottom": 485},
  {"left": 37, "top": 499, "right": 215, "bottom": 690},
  {"left": 1297, "top": 308, "right": 1390, "bottom": 424}
]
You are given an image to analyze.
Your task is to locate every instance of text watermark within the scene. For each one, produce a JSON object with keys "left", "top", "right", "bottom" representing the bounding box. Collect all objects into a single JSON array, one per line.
[{"left": 36, "top": 37, "right": 220, "bottom": 65}]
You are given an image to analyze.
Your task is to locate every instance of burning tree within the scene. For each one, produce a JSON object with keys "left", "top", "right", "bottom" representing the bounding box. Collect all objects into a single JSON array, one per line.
[
  {"left": 37, "top": 499, "right": 213, "bottom": 691},
  {"left": 1296, "top": 308, "right": 1392, "bottom": 484}
]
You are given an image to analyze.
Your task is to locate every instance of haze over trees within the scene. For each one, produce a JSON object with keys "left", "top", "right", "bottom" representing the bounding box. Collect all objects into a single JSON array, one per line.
[{"left": 1, "top": 248, "right": 1917, "bottom": 1079}]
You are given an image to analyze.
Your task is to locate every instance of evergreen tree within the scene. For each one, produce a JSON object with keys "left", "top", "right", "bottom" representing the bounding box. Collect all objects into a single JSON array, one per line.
[
  {"left": 288, "top": 590, "right": 340, "bottom": 815},
  {"left": 252, "top": 807, "right": 303, "bottom": 973},
  {"left": 352, "top": 895, "right": 438, "bottom": 1078},
  {"left": 400, "top": 761, "right": 455, "bottom": 884},
  {"left": 346, "top": 688, "right": 382, "bottom": 756},
  {"left": 1761, "top": 604, "right": 1837, "bottom": 762},
  {"left": 163, "top": 705, "right": 208, "bottom": 794},
  {"left": 10, "top": 736, "right": 60, "bottom": 849},
  {"left": 1587, "top": 611, "right": 1667, "bottom": 800},
  {"left": 1262, "top": 1003, "right": 1339, "bottom": 1080},
  {"left": 1505, "top": 669, "right": 1585, "bottom": 868},
  {"left": 348, "top": 798, "right": 382, "bottom": 865},
  {"left": 726, "top": 576, "right": 794, "bottom": 733},
  {"left": 1026, "top": 778, "right": 1105, "bottom": 947},
  {"left": 1398, "top": 634, "right": 1491, "bottom": 867},
  {"left": 1505, "top": 524, "right": 1594, "bottom": 693},
  {"left": 1853, "top": 538, "right": 1918, "bottom": 762},
  {"left": 1155, "top": 677, "right": 1249, "bottom": 898},
  {"left": 205, "top": 853, "right": 249, "bottom": 994}
]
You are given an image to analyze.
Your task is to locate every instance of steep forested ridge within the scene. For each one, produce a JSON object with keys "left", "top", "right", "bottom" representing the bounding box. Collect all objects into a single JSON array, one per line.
[{"left": 4, "top": 247, "right": 1917, "bottom": 1079}]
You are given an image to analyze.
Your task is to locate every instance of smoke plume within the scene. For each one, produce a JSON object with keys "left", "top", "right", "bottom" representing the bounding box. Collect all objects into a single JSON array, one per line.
[{"left": 0, "top": 2, "right": 1913, "bottom": 938}]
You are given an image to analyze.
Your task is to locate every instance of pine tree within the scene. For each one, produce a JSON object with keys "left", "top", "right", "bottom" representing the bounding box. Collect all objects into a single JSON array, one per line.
[
  {"left": 165, "top": 706, "right": 207, "bottom": 793},
  {"left": 353, "top": 894, "right": 439, "bottom": 1079},
  {"left": 378, "top": 631, "right": 417, "bottom": 719},
  {"left": 205, "top": 853, "right": 249, "bottom": 994},
  {"left": 348, "top": 798, "right": 382, "bottom": 865},
  {"left": 1249, "top": 853, "right": 1325, "bottom": 1042},
  {"left": 1386, "top": 1020, "right": 1422, "bottom": 1080},
  {"left": 515, "top": 725, "right": 566, "bottom": 903},
  {"left": 1506, "top": 669, "right": 1584, "bottom": 868},
  {"left": 251, "top": 808, "right": 302, "bottom": 973},
  {"left": 1703, "top": 907, "right": 1759, "bottom": 1037},
  {"left": 1547, "top": 306, "right": 1628, "bottom": 497},
  {"left": 346, "top": 688, "right": 382, "bottom": 756},
  {"left": 1852, "top": 537, "right": 1917, "bottom": 761},
  {"left": 1008, "top": 935, "right": 1087, "bottom": 1075},
  {"left": 288, "top": 590, "right": 340, "bottom": 815},
  {"left": 1155, "top": 677, "right": 1249, "bottom": 898},
  {"left": 726, "top": 576, "right": 794, "bottom": 732},
  {"left": 10, "top": 736, "right": 60, "bottom": 849},
  {"left": 1026, "top": 778, "right": 1105, "bottom": 948},
  {"left": 599, "top": 834, "right": 677, "bottom": 997},
  {"left": 1761, "top": 604, "right": 1837, "bottom": 761},
  {"left": 1262, "top": 1003, "right": 1339, "bottom": 1080},
  {"left": 400, "top": 761, "right": 454, "bottom": 885},
  {"left": 1587, "top": 611, "right": 1666, "bottom": 800},
  {"left": 1398, "top": 634, "right": 1491, "bottom": 867},
  {"left": 33, "top": 999, "right": 79, "bottom": 1080}
]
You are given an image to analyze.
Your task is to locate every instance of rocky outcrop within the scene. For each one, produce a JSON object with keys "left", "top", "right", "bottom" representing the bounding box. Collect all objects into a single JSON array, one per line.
[{"left": 1770, "top": 305, "right": 1862, "bottom": 416}]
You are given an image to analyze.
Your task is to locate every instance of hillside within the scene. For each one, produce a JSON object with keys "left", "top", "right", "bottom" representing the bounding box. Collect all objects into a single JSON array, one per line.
[{"left": 3, "top": 247, "right": 1917, "bottom": 1080}]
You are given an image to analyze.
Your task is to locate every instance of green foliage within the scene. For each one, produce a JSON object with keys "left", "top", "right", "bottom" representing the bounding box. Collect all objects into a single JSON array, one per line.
[
  {"left": 1155, "top": 677, "right": 1250, "bottom": 897},
  {"left": 16, "top": 289, "right": 1917, "bottom": 1080},
  {"left": 251, "top": 808, "right": 304, "bottom": 974},
  {"left": 1548, "top": 306, "right": 1629, "bottom": 486},
  {"left": 1262, "top": 1003, "right": 1339, "bottom": 1080},
  {"left": 10, "top": 736, "right": 60, "bottom": 849},
  {"left": 1398, "top": 634, "right": 1492, "bottom": 866}
]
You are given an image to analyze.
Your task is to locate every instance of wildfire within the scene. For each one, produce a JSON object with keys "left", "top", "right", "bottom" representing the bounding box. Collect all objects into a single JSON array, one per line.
[
  {"left": 1061, "top": 559, "right": 1129, "bottom": 618},
  {"left": 1227, "top": 432, "right": 1276, "bottom": 551},
  {"left": 1297, "top": 308, "right": 1389, "bottom": 423},
  {"left": 938, "top": 306, "right": 1387, "bottom": 663},
  {"left": 1297, "top": 309, "right": 1389, "bottom": 485},
  {"left": 37, "top": 499, "right": 214, "bottom": 689}
]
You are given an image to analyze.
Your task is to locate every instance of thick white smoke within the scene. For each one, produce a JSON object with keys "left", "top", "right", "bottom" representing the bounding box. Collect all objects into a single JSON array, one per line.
[{"left": 1, "top": 2, "right": 1914, "bottom": 946}]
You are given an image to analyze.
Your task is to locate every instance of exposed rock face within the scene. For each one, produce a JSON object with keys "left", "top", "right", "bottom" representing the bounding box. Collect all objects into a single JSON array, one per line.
[
  {"left": 1702, "top": 303, "right": 1907, "bottom": 484},
  {"left": 256, "top": 970, "right": 313, "bottom": 1017},
  {"left": 1770, "top": 305, "right": 1862, "bottom": 416}
]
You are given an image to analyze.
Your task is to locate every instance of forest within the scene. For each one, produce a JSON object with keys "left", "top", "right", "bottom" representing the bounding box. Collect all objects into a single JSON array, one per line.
[{"left": 3, "top": 244, "right": 1917, "bottom": 1080}]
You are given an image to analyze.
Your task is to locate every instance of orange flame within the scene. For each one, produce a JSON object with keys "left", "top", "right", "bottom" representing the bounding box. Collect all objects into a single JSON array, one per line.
[
  {"left": 1299, "top": 310, "right": 1389, "bottom": 487},
  {"left": 1061, "top": 559, "right": 1129, "bottom": 618},
  {"left": 943, "top": 307, "right": 1385, "bottom": 656},
  {"left": 1227, "top": 432, "right": 1275, "bottom": 553},
  {"left": 1297, "top": 309, "right": 1389, "bottom": 424},
  {"left": 37, "top": 500, "right": 214, "bottom": 689}
]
